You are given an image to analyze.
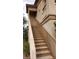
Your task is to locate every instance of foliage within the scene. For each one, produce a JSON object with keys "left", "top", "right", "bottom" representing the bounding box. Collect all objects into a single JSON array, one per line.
[
  {"left": 23, "top": 16, "right": 27, "bottom": 24},
  {"left": 23, "top": 16, "right": 29, "bottom": 56},
  {"left": 23, "top": 16, "right": 28, "bottom": 41},
  {"left": 23, "top": 40, "right": 30, "bottom": 56},
  {"left": 23, "top": 27, "right": 28, "bottom": 41}
]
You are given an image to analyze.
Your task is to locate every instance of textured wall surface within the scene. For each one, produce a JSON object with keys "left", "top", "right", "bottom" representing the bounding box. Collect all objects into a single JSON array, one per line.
[
  {"left": 43, "top": 20, "right": 56, "bottom": 39},
  {"left": 36, "top": 0, "right": 56, "bottom": 23}
]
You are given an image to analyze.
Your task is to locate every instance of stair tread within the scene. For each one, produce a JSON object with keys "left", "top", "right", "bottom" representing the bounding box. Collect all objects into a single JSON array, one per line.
[
  {"left": 35, "top": 42, "right": 46, "bottom": 45},
  {"left": 37, "top": 55, "right": 53, "bottom": 59},
  {"left": 36, "top": 46, "right": 48, "bottom": 50},
  {"left": 35, "top": 40, "right": 44, "bottom": 43},
  {"left": 36, "top": 50, "right": 50, "bottom": 55},
  {"left": 34, "top": 36, "right": 43, "bottom": 39},
  {"left": 35, "top": 39, "right": 44, "bottom": 41},
  {"left": 34, "top": 38, "right": 44, "bottom": 39},
  {"left": 34, "top": 34, "right": 41, "bottom": 37}
]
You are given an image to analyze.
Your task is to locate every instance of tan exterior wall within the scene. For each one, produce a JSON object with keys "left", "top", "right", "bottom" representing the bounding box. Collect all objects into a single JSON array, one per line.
[
  {"left": 36, "top": 0, "right": 47, "bottom": 23},
  {"left": 43, "top": 20, "right": 56, "bottom": 39},
  {"left": 36, "top": 0, "right": 56, "bottom": 23},
  {"left": 46, "top": 0, "right": 56, "bottom": 15}
]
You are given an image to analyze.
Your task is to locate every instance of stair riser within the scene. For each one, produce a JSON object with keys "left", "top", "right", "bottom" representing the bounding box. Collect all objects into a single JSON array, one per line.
[
  {"left": 33, "top": 35, "right": 42, "bottom": 37},
  {"left": 33, "top": 32, "right": 41, "bottom": 34},
  {"left": 35, "top": 43, "right": 46, "bottom": 46},
  {"left": 35, "top": 41, "right": 45, "bottom": 43},
  {"left": 35, "top": 39, "right": 44, "bottom": 41},
  {"left": 34, "top": 38, "right": 44, "bottom": 40},
  {"left": 36, "top": 53, "right": 50, "bottom": 57},
  {"left": 34, "top": 37, "right": 43, "bottom": 39},
  {"left": 35, "top": 42, "right": 46, "bottom": 45},
  {"left": 36, "top": 48, "right": 49, "bottom": 51},
  {"left": 36, "top": 47, "right": 48, "bottom": 50},
  {"left": 35, "top": 44, "right": 46, "bottom": 47}
]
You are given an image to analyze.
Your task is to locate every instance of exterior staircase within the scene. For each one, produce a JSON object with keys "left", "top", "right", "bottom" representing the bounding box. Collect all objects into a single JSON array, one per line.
[
  {"left": 32, "top": 25, "right": 54, "bottom": 59},
  {"left": 29, "top": 16, "right": 54, "bottom": 59}
]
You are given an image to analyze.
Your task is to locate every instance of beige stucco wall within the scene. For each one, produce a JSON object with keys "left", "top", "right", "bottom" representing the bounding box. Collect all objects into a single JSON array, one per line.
[
  {"left": 43, "top": 20, "right": 56, "bottom": 39},
  {"left": 36, "top": 0, "right": 47, "bottom": 23},
  {"left": 46, "top": 0, "right": 56, "bottom": 15},
  {"left": 36, "top": 0, "right": 56, "bottom": 23}
]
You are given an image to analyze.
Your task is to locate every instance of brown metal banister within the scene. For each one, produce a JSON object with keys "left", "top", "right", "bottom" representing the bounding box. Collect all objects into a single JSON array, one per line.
[{"left": 28, "top": 17, "right": 36, "bottom": 59}]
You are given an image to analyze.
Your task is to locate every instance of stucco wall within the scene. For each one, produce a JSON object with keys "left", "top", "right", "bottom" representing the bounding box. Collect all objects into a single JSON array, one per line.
[
  {"left": 36, "top": 0, "right": 56, "bottom": 23},
  {"left": 36, "top": 0, "right": 47, "bottom": 23},
  {"left": 43, "top": 20, "right": 56, "bottom": 39},
  {"left": 46, "top": 0, "right": 56, "bottom": 15}
]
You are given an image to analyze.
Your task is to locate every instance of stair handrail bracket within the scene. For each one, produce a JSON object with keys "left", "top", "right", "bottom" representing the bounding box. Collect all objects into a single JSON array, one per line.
[{"left": 28, "top": 17, "right": 36, "bottom": 59}]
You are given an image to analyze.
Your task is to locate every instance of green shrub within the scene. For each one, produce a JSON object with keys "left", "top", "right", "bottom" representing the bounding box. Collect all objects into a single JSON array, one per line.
[
  {"left": 23, "top": 40, "right": 30, "bottom": 56},
  {"left": 23, "top": 16, "right": 29, "bottom": 56}
]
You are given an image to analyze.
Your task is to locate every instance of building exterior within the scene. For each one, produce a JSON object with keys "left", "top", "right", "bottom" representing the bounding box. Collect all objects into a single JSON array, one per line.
[{"left": 26, "top": 0, "right": 56, "bottom": 59}]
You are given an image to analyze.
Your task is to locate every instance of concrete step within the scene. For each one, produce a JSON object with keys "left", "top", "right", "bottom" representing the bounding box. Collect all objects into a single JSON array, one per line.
[
  {"left": 33, "top": 32, "right": 39, "bottom": 34},
  {"left": 33, "top": 32, "right": 41, "bottom": 34},
  {"left": 35, "top": 41, "right": 46, "bottom": 43},
  {"left": 33, "top": 33, "right": 41, "bottom": 36},
  {"left": 35, "top": 40, "right": 45, "bottom": 43},
  {"left": 36, "top": 50, "right": 50, "bottom": 57},
  {"left": 36, "top": 47, "right": 49, "bottom": 51},
  {"left": 34, "top": 36, "right": 43, "bottom": 38},
  {"left": 33, "top": 35, "right": 42, "bottom": 37},
  {"left": 34, "top": 37, "right": 44, "bottom": 40},
  {"left": 36, "top": 45, "right": 48, "bottom": 50},
  {"left": 35, "top": 42, "right": 46, "bottom": 46},
  {"left": 32, "top": 30, "right": 40, "bottom": 33},
  {"left": 35, "top": 44, "right": 46, "bottom": 47},
  {"left": 37, "top": 55, "right": 54, "bottom": 59}
]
